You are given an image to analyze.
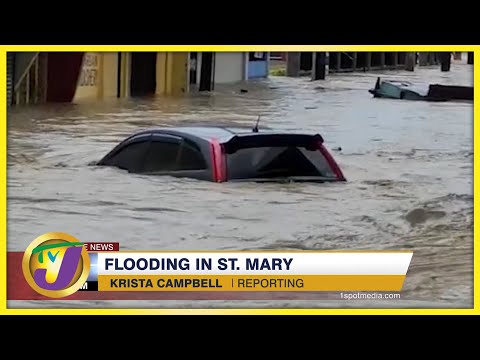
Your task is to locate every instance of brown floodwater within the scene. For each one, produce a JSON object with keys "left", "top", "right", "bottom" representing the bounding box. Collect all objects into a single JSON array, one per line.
[{"left": 7, "top": 62, "right": 473, "bottom": 309}]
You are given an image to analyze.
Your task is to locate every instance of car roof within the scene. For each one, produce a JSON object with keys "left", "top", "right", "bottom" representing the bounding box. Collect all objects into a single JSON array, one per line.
[{"left": 129, "top": 126, "right": 322, "bottom": 144}]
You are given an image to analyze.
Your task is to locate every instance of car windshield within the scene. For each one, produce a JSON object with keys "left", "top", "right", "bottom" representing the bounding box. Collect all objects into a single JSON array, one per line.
[{"left": 226, "top": 145, "right": 337, "bottom": 180}]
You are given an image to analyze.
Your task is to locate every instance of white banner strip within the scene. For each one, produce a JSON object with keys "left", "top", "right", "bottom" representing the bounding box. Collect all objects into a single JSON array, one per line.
[{"left": 97, "top": 252, "right": 413, "bottom": 275}]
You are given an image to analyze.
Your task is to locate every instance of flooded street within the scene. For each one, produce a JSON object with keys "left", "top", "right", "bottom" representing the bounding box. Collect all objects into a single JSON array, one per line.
[{"left": 7, "top": 63, "right": 473, "bottom": 309}]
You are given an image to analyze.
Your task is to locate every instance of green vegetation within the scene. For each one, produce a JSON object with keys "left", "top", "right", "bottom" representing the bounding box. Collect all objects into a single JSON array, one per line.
[{"left": 269, "top": 67, "right": 286, "bottom": 76}]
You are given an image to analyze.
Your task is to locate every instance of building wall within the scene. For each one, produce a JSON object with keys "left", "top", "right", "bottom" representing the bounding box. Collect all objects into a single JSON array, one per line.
[
  {"left": 102, "top": 53, "right": 118, "bottom": 97},
  {"left": 156, "top": 52, "right": 188, "bottom": 95},
  {"left": 248, "top": 52, "right": 269, "bottom": 79},
  {"left": 73, "top": 52, "right": 118, "bottom": 102},
  {"left": 195, "top": 53, "right": 205, "bottom": 85},
  {"left": 118, "top": 52, "right": 130, "bottom": 98},
  {"left": 73, "top": 52, "right": 101, "bottom": 101},
  {"left": 269, "top": 52, "right": 286, "bottom": 60},
  {"left": 70, "top": 52, "right": 250, "bottom": 102},
  {"left": 214, "top": 52, "right": 246, "bottom": 83},
  {"left": 248, "top": 61, "right": 268, "bottom": 78},
  {"left": 156, "top": 52, "right": 167, "bottom": 95},
  {"left": 73, "top": 52, "right": 188, "bottom": 101}
]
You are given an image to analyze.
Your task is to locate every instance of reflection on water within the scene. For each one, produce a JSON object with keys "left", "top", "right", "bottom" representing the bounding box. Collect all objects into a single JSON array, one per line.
[{"left": 7, "top": 64, "right": 473, "bottom": 309}]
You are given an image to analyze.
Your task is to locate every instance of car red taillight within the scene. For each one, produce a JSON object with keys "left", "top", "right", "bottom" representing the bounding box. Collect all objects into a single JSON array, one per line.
[
  {"left": 317, "top": 141, "right": 346, "bottom": 181},
  {"left": 210, "top": 139, "right": 226, "bottom": 182}
]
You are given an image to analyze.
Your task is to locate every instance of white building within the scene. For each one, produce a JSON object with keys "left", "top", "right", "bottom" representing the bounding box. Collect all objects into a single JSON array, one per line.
[{"left": 189, "top": 52, "right": 269, "bottom": 90}]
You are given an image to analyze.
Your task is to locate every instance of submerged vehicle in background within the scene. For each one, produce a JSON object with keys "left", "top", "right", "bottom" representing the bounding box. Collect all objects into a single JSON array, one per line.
[
  {"left": 96, "top": 126, "right": 346, "bottom": 183},
  {"left": 369, "top": 77, "right": 473, "bottom": 101}
]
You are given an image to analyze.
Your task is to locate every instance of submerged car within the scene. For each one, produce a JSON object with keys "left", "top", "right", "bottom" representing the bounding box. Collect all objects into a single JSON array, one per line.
[
  {"left": 96, "top": 126, "right": 346, "bottom": 183},
  {"left": 369, "top": 77, "right": 473, "bottom": 101}
]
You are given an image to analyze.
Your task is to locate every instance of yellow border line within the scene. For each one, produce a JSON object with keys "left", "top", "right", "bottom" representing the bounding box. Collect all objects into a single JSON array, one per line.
[
  {"left": 1, "top": 308, "right": 477, "bottom": 315},
  {"left": 1, "top": 46, "right": 477, "bottom": 315},
  {"left": 91, "top": 250, "right": 415, "bottom": 253},
  {"left": 0, "top": 50, "right": 6, "bottom": 314},
  {"left": 1, "top": 45, "right": 478, "bottom": 52},
  {"left": 474, "top": 48, "right": 479, "bottom": 314}
]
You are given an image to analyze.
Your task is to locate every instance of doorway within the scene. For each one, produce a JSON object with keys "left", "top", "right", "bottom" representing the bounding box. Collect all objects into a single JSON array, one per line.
[
  {"left": 130, "top": 52, "right": 157, "bottom": 96},
  {"left": 199, "top": 52, "right": 215, "bottom": 91},
  {"left": 189, "top": 52, "right": 198, "bottom": 85}
]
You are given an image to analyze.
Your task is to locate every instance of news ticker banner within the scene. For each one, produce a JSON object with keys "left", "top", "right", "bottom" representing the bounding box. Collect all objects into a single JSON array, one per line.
[{"left": 19, "top": 232, "right": 413, "bottom": 299}]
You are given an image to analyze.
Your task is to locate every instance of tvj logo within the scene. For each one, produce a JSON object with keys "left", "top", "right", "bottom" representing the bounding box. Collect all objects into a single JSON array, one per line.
[{"left": 22, "top": 232, "right": 90, "bottom": 298}]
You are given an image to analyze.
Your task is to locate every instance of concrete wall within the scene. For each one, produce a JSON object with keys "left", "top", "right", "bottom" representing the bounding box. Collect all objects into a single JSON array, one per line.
[
  {"left": 214, "top": 52, "right": 246, "bottom": 83},
  {"left": 70, "top": 52, "right": 251, "bottom": 101},
  {"left": 156, "top": 52, "right": 188, "bottom": 95},
  {"left": 73, "top": 52, "right": 100, "bottom": 101},
  {"left": 73, "top": 52, "right": 190, "bottom": 101},
  {"left": 73, "top": 52, "right": 118, "bottom": 102},
  {"left": 102, "top": 53, "right": 118, "bottom": 97},
  {"left": 118, "top": 52, "right": 130, "bottom": 98}
]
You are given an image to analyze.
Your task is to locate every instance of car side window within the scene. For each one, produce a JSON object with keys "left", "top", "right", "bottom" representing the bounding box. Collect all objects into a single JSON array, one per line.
[
  {"left": 177, "top": 142, "right": 207, "bottom": 170},
  {"left": 142, "top": 139, "right": 181, "bottom": 172},
  {"left": 107, "top": 140, "right": 151, "bottom": 172}
]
